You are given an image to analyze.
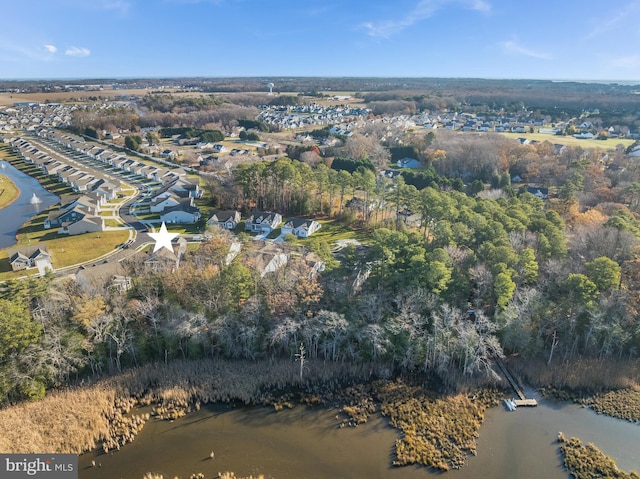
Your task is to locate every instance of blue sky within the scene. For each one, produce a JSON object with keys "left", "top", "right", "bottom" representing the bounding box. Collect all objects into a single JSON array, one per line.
[{"left": 1, "top": 0, "right": 639, "bottom": 81}]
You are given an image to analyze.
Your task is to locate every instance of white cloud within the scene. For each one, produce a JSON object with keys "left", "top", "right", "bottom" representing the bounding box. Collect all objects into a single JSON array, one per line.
[
  {"left": 0, "top": 41, "right": 58, "bottom": 62},
  {"left": 65, "top": 46, "right": 91, "bottom": 57},
  {"left": 102, "top": 0, "right": 132, "bottom": 14},
  {"left": 162, "top": 0, "right": 223, "bottom": 4},
  {"left": 498, "top": 40, "right": 551, "bottom": 60},
  {"left": 363, "top": 0, "right": 491, "bottom": 38},
  {"left": 612, "top": 55, "right": 640, "bottom": 68},
  {"left": 586, "top": 2, "right": 640, "bottom": 39}
]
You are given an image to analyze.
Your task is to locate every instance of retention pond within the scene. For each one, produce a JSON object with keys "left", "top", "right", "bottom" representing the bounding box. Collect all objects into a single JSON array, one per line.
[{"left": 0, "top": 160, "right": 58, "bottom": 249}]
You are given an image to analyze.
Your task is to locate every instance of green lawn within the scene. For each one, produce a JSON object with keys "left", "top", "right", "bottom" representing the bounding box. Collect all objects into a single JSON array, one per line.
[
  {"left": 297, "top": 219, "right": 369, "bottom": 246},
  {"left": 135, "top": 211, "right": 159, "bottom": 220},
  {"left": 104, "top": 219, "right": 123, "bottom": 227},
  {"left": 0, "top": 229, "right": 129, "bottom": 280},
  {"left": 500, "top": 132, "right": 635, "bottom": 151}
]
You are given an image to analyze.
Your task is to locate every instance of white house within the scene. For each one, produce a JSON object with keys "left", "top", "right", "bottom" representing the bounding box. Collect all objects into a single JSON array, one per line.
[
  {"left": 150, "top": 194, "right": 182, "bottom": 213},
  {"left": 160, "top": 204, "right": 201, "bottom": 224},
  {"left": 574, "top": 132, "right": 595, "bottom": 139},
  {"left": 245, "top": 211, "right": 282, "bottom": 233},
  {"left": 281, "top": 218, "right": 322, "bottom": 238},
  {"left": 207, "top": 210, "right": 241, "bottom": 230}
]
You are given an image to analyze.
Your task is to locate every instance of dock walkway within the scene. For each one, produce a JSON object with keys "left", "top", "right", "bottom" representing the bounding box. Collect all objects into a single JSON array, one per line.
[{"left": 495, "top": 357, "right": 537, "bottom": 408}]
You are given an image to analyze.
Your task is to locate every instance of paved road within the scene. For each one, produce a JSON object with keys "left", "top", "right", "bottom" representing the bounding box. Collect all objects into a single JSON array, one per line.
[{"left": 24, "top": 135, "right": 158, "bottom": 271}]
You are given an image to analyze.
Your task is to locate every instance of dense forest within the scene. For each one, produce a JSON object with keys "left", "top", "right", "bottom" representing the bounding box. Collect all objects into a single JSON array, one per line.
[
  {"left": 2, "top": 78, "right": 640, "bottom": 406},
  {"left": 3, "top": 135, "right": 640, "bottom": 404}
]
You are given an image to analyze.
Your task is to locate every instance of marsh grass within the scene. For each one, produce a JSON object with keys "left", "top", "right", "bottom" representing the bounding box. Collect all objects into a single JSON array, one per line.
[
  {"left": 333, "top": 380, "right": 500, "bottom": 471},
  {"left": 143, "top": 474, "right": 267, "bottom": 479},
  {"left": 0, "top": 358, "right": 499, "bottom": 472},
  {"left": 508, "top": 357, "right": 640, "bottom": 422},
  {"left": 558, "top": 435, "right": 640, "bottom": 479},
  {"left": 583, "top": 389, "right": 640, "bottom": 423},
  {"left": 378, "top": 381, "right": 500, "bottom": 471},
  {"left": 0, "top": 359, "right": 378, "bottom": 454},
  {"left": 507, "top": 357, "right": 640, "bottom": 392}
]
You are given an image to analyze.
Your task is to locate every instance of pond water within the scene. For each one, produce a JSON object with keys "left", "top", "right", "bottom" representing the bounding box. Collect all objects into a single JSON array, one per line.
[
  {"left": 0, "top": 160, "right": 59, "bottom": 249},
  {"left": 78, "top": 393, "right": 640, "bottom": 479}
]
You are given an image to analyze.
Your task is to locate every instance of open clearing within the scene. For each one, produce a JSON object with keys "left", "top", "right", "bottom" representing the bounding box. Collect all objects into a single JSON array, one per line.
[
  {"left": 0, "top": 229, "right": 128, "bottom": 280},
  {"left": 500, "top": 131, "right": 634, "bottom": 151},
  {"left": 0, "top": 88, "right": 161, "bottom": 106}
]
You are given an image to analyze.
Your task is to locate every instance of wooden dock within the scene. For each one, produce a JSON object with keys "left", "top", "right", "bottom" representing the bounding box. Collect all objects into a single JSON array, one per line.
[{"left": 495, "top": 357, "right": 537, "bottom": 408}]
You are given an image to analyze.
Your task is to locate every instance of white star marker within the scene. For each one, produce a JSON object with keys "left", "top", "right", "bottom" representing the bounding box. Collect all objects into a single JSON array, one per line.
[{"left": 148, "top": 222, "right": 179, "bottom": 253}]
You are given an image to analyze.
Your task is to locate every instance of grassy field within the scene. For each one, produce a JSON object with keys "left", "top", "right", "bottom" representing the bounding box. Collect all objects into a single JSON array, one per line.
[
  {"left": 0, "top": 174, "right": 20, "bottom": 209},
  {"left": 298, "top": 218, "right": 369, "bottom": 246},
  {"left": 0, "top": 88, "right": 161, "bottom": 106},
  {"left": 500, "top": 131, "right": 635, "bottom": 151},
  {"left": 104, "top": 219, "right": 123, "bottom": 227},
  {"left": 0, "top": 229, "right": 128, "bottom": 280}
]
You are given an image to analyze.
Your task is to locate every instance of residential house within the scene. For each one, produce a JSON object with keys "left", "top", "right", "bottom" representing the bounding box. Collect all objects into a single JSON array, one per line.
[
  {"left": 45, "top": 204, "right": 88, "bottom": 229},
  {"left": 212, "top": 144, "right": 227, "bottom": 153},
  {"left": 207, "top": 210, "right": 241, "bottom": 230},
  {"left": 42, "top": 160, "right": 66, "bottom": 175},
  {"left": 161, "top": 149, "right": 178, "bottom": 159},
  {"left": 57, "top": 165, "right": 79, "bottom": 183},
  {"left": 628, "top": 145, "right": 640, "bottom": 157},
  {"left": 251, "top": 244, "right": 288, "bottom": 278},
  {"left": 380, "top": 169, "right": 402, "bottom": 179},
  {"left": 160, "top": 203, "right": 201, "bottom": 224},
  {"left": 92, "top": 179, "right": 121, "bottom": 200},
  {"left": 169, "top": 177, "right": 202, "bottom": 199},
  {"left": 397, "top": 157, "right": 421, "bottom": 169},
  {"left": 75, "top": 262, "right": 131, "bottom": 294},
  {"left": 574, "top": 132, "right": 595, "bottom": 139},
  {"left": 526, "top": 186, "right": 549, "bottom": 199},
  {"left": 60, "top": 194, "right": 101, "bottom": 214},
  {"left": 143, "top": 237, "right": 187, "bottom": 272},
  {"left": 8, "top": 245, "right": 52, "bottom": 274},
  {"left": 65, "top": 215, "right": 105, "bottom": 235},
  {"left": 150, "top": 193, "right": 183, "bottom": 213},
  {"left": 281, "top": 218, "right": 322, "bottom": 238},
  {"left": 245, "top": 211, "right": 282, "bottom": 233},
  {"left": 553, "top": 144, "right": 567, "bottom": 156},
  {"left": 140, "top": 165, "right": 159, "bottom": 180},
  {"left": 396, "top": 209, "right": 421, "bottom": 227}
]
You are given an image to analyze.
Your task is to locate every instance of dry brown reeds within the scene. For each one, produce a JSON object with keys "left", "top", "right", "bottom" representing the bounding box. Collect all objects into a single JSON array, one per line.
[
  {"left": 379, "top": 382, "right": 499, "bottom": 471},
  {"left": 143, "top": 473, "right": 265, "bottom": 479},
  {"left": 508, "top": 357, "right": 640, "bottom": 422},
  {"left": 583, "top": 389, "right": 640, "bottom": 423},
  {"left": 217, "top": 473, "right": 265, "bottom": 479},
  {"left": 334, "top": 379, "right": 500, "bottom": 471},
  {"left": 0, "top": 358, "right": 380, "bottom": 454},
  {"left": 507, "top": 357, "right": 640, "bottom": 392}
]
